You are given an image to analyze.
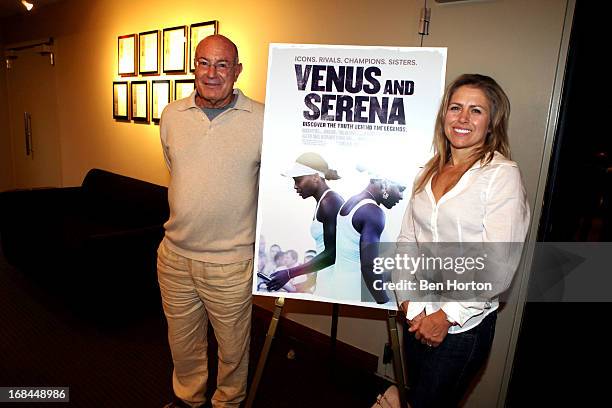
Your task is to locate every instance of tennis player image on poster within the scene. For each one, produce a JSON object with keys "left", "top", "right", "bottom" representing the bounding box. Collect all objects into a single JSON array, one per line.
[{"left": 255, "top": 44, "right": 447, "bottom": 310}]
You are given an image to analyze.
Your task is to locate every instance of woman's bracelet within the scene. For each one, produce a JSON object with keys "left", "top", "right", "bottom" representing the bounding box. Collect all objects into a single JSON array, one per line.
[{"left": 287, "top": 270, "right": 292, "bottom": 280}]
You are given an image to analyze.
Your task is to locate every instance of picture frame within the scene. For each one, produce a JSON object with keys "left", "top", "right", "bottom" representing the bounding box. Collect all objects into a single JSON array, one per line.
[
  {"left": 113, "top": 81, "right": 129, "bottom": 120},
  {"left": 152, "top": 80, "right": 171, "bottom": 123},
  {"left": 131, "top": 81, "right": 149, "bottom": 122},
  {"left": 174, "top": 79, "right": 195, "bottom": 100},
  {"left": 163, "top": 25, "right": 187, "bottom": 73},
  {"left": 118, "top": 34, "right": 137, "bottom": 76},
  {"left": 139, "top": 30, "right": 159, "bottom": 75},
  {"left": 189, "top": 20, "right": 219, "bottom": 72}
]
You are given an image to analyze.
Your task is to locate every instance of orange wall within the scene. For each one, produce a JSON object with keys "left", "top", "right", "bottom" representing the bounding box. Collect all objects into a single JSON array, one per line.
[{"left": 1, "top": 0, "right": 422, "bottom": 187}]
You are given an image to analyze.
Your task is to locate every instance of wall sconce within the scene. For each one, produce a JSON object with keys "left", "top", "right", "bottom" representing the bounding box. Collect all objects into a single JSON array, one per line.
[
  {"left": 21, "top": 1, "right": 34, "bottom": 11},
  {"left": 39, "top": 44, "right": 55, "bottom": 66},
  {"left": 5, "top": 54, "right": 17, "bottom": 70}
]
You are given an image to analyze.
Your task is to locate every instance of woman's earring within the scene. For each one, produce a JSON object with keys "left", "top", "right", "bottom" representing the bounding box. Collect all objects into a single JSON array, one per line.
[{"left": 381, "top": 180, "right": 390, "bottom": 200}]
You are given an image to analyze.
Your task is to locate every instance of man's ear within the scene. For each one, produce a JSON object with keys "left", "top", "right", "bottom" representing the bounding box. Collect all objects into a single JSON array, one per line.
[{"left": 234, "top": 63, "right": 243, "bottom": 81}]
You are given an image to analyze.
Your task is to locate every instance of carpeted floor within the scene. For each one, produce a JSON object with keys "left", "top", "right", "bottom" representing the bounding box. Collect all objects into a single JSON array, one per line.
[{"left": 0, "top": 248, "right": 390, "bottom": 407}]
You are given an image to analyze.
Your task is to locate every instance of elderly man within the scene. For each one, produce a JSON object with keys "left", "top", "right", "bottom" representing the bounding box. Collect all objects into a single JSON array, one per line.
[{"left": 158, "top": 34, "right": 264, "bottom": 408}]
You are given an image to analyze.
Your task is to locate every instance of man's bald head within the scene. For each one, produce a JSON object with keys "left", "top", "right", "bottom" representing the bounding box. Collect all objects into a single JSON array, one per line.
[{"left": 196, "top": 35, "right": 239, "bottom": 64}]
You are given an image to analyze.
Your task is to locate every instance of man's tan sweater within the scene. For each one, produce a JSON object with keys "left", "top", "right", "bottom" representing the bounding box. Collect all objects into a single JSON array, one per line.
[{"left": 160, "top": 89, "right": 264, "bottom": 264}]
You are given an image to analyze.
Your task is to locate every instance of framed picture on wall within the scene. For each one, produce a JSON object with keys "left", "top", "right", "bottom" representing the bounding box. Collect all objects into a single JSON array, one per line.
[
  {"left": 113, "top": 81, "right": 129, "bottom": 120},
  {"left": 163, "top": 25, "right": 187, "bottom": 73},
  {"left": 189, "top": 20, "right": 219, "bottom": 71},
  {"left": 174, "top": 79, "right": 195, "bottom": 100},
  {"left": 152, "top": 80, "right": 171, "bottom": 123},
  {"left": 131, "top": 81, "right": 149, "bottom": 122},
  {"left": 118, "top": 34, "right": 137, "bottom": 76},
  {"left": 139, "top": 30, "right": 159, "bottom": 75}
]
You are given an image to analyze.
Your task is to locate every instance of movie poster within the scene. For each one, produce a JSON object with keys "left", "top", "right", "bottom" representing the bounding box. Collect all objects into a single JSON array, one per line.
[{"left": 254, "top": 44, "right": 447, "bottom": 309}]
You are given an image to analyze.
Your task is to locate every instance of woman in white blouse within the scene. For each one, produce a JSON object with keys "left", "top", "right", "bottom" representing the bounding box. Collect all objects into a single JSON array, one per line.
[{"left": 395, "top": 74, "right": 530, "bottom": 408}]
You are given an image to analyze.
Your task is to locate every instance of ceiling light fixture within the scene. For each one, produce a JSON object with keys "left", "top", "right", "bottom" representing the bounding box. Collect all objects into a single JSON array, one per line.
[{"left": 21, "top": 1, "right": 34, "bottom": 11}]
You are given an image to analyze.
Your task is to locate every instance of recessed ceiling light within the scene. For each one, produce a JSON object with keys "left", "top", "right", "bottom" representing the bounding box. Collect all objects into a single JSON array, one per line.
[{"left": 21, "top": 1, "right": 34, "bottom": 11}]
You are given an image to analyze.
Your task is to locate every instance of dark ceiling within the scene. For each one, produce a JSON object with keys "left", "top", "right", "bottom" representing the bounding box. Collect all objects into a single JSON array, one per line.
[{"left": 0, "top": 0, "right": 64, "bottom": 19}]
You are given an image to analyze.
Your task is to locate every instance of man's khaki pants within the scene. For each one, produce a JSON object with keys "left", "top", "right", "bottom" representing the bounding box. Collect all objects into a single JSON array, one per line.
[{"left": 157, "top": 240, "right": 253, "bottom": 408}]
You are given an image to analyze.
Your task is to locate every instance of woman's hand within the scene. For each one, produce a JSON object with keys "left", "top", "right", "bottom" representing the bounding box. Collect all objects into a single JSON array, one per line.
[
  {"left": 408, "top": 309, "right": 452, "bottom": 347},
  {"left": 400, "top": 301, "right": 426, "bottom": 326},
  {"left": 267, "top": 270, "right": 291, "bottom": 291}
]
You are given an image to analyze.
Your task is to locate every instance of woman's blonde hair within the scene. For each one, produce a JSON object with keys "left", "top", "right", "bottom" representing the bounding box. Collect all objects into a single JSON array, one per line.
[
  {"left": 414, "top": 74, "right": 511, "bottom": 193},
  {"left": 296, "top": 152, "right": 340, "bottom": 180}
]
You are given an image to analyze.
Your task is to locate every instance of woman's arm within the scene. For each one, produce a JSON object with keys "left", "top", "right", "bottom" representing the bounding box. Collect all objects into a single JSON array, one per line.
[
  {"left": 397, "top": 196, "right": 417, "bottom": 243},
  {"left": 441, "top": 164, "right": 530, "bottom": 326},
  {"left": 267, "top": 193, "right": 344, "bottom": 291},
  {"left": 394, "top": 197, "right": 427, "bottom": 318},
  {"left": 356, "top": 204, "right": 390, "bottom": 304}
]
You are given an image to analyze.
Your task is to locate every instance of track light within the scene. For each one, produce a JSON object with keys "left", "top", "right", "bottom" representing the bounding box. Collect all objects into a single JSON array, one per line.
[{"left": 21, "top": 1, "right": 34, "bottom": 11}]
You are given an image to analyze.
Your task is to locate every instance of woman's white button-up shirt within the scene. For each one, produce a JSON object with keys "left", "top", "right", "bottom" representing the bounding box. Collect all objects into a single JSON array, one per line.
[{"left": 396, "top": 152, "right": 530, "bottom": 334}]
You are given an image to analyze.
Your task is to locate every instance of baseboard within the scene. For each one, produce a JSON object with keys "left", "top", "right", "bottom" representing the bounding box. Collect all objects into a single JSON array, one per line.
[{"left": 252, "top": 303, "right": 378, "bottom": 373}]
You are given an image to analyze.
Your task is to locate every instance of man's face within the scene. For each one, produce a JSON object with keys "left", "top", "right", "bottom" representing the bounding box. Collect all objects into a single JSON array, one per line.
[{"left": 194, "top": 36, "right": 242, "bottom": 108}]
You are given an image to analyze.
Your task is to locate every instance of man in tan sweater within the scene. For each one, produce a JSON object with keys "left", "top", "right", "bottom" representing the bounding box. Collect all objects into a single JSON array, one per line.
[{"left": 158, "top": 34, "right": 264, "bottom": 408}]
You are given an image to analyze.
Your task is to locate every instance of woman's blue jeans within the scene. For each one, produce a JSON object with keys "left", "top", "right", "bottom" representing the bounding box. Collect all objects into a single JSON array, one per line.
[{"left": 403, "top": 311, "right": 497, "bottom": 408}]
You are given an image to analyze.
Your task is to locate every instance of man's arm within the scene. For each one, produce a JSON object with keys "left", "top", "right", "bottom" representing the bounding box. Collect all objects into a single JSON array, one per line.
[{"left": 159, "top": 111, "right": 172, "bottom": 172}]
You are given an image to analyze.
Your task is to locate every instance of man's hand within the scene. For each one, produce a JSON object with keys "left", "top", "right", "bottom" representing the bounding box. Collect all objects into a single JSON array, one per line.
[
  {"left": 408, "top": 309, "right": 452, "bottom": 347},
  {"left": 267, "top": 270, "right": 291, "bottom": 291}
]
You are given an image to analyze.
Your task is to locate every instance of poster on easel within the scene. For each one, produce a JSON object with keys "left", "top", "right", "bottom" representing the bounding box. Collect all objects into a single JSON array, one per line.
[{"left": 254, "top": 43, "right": 447, "bottom": 310}]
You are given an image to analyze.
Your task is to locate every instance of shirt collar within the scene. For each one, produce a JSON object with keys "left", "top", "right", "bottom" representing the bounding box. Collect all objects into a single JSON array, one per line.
[
  {"left": 417, "top": 151, "right": 516, "bottom": 170},
  {"left": 176, "top": 88, "right": 252, "bottom": 113},
  {"left": 470, "top": 151, "right": 517, "bottom": 170}
]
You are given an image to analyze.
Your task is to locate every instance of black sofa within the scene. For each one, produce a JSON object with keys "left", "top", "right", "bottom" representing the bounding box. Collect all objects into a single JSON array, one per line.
[{"left": 0, "top": 169, "right": 169, "bottom": 316}]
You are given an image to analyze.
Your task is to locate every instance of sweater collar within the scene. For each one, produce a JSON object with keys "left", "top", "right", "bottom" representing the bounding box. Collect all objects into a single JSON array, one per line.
[{"left": 176, "top": 89, "right": 253, "bottom": 113}]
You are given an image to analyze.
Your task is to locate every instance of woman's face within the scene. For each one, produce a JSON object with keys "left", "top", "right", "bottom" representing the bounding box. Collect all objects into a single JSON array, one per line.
[
  {"left": 443, "top": 85, "right": 491, "bottom": 154},
  {"left": 293, "top": 175, "right": 318, "bottom": 199}
]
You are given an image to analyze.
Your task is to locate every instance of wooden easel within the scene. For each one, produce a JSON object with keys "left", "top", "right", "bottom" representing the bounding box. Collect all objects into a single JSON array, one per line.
[{"left": 245, "top": 298, "right": 407, "bottom": 408}]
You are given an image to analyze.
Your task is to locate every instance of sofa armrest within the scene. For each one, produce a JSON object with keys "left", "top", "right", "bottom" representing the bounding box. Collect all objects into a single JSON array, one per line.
[
  {"left": 83, "top": 224, "right": 164, "bottom": 267},
  {"left": 87, "top": 224, "right": 164, "bottom": 241},
  {"left": 79, "top": 224, "right": 165, "bottom": 293}
]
